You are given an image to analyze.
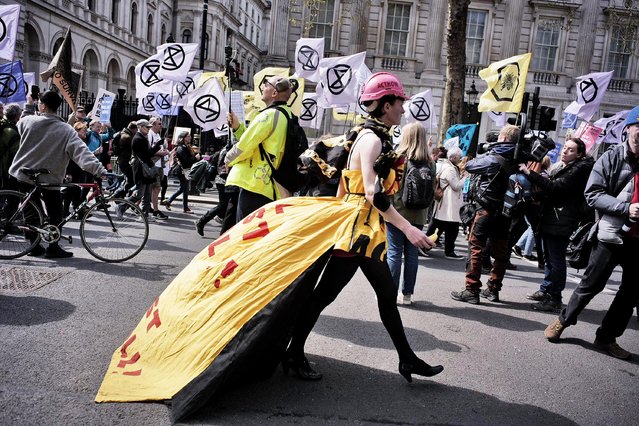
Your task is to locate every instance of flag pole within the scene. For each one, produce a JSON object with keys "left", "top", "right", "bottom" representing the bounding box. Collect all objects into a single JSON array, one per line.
[{"left": 224, "top": 45, "right": 235, "bottom": 146}]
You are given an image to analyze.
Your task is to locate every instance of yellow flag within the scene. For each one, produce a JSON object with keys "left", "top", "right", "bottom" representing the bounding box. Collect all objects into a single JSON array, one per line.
[
  {"left": 252, "top": 67, "right": 290, "bottom": 110},
  {"left": 477, "top": 53, "right": 531, "bottom": 113},
  {"left": 242, "top": 91, "right": 260, "bottom": 122},
  {"left": 199, "top": 71, "right": 228, "bottom": 91},
  {"left": 332, "top": 107, "right": 365, "bottom": 124}
]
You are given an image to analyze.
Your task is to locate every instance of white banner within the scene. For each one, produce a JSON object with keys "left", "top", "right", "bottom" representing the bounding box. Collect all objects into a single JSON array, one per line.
[
  {"left": 183, "top": 77, "right": 228, "bottom": 131},
  {"left": 156, "top": 43, "right": 198, "bottom": 82},
  {"left": 89, "top": 88, "right": 117, "bottom": 121},
  {"left": 316, "top": 51, "right": 366, "bottom": 107},
  {"left": 0, "top": 5, "right": 20, "bottom": 61},
  {"left": 135, "top": 53, "right": 173, "bottom": 98},
  {"left": 299, "top": 93, "right": 324, "bottom": 130},
  {"left": 213, "top": 123, "right": 230, "bottom": 138},
  {"left": 294, "top": 38, "right": 324, "bottom": 82},
  {"left": 565, "top": 71, "right": 614, "bottom": 122},
  {"left": 404, "top": 89, "right": 437, "bottom": 130},
  {"left": 22, "top": 72, "right": 35, "bottom": 101},
  {"left": 487, "top": 111, "right": 507, "bottom": 127},
  {"left": 172, "top": 70, "right": 202, "bottom": 106},
  {"left": 594, "top": 110, "right": 629, "bottom": 144}
]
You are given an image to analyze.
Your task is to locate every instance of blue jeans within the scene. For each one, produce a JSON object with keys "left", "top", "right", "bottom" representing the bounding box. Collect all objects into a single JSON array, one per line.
[
  {"left": 540, "top": 233, "right": 570, "bottom": 302},
  {"left": 386, "top": 222, "right": 422, "bottom": 295},
  {"left": 516, "top": 225, "right": 535, "bottom": 256}
]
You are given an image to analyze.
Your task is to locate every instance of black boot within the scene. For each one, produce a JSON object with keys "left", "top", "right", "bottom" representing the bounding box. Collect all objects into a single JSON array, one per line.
[
  {"left": 399, "top": 359, "right": 444, "bottom": 383},
  {"left": 281, "top": 352, "right": 322, "bottom": 381}
]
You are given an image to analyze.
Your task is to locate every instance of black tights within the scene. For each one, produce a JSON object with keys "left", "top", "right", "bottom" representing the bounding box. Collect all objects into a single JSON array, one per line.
[{"left": 288, "top": 255, "right": 418, "bottom": 363}]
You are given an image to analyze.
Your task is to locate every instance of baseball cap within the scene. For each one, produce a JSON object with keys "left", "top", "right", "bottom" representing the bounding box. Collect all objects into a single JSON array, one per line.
[
  {"left": 270, "top": 76, "right": 294, "bottom": 93},
  {"left": 624, "top": 105, "right": 639, "bottom": 128},
  {"left": 136, "top": 119, "right": 151, "bottom": 128}
]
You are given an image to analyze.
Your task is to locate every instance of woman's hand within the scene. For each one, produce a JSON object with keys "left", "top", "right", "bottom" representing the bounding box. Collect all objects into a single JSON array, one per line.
[
  {"left": 227, "top": 112, "right": 240, "bottom": 130},
  {"left": 518, "top": 163, "right": 530, "bottom": 175},
  {"left": 404, "top": 226, "right": 436, "bottom": 251}
]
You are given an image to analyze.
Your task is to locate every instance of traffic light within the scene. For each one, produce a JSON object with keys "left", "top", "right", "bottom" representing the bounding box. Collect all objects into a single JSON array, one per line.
[{"left": 538, "top": 106, "right": 557, "bottom": 132}]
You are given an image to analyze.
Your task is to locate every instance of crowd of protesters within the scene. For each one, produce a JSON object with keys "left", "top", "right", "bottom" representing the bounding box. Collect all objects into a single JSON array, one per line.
[{"left": 1, "top": 83, "right": 638, "bottom": 362}]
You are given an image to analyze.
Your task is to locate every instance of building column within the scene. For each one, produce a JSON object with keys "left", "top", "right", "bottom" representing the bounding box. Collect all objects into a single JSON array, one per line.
[
  {"left": 264, "top": 0, "right": 289, "bottom": 66},
  {"left": 500, "top": 0, "right": 526, "bottom": 58},
  {"left": 423, "top": 0, "right": 446, "bottom": 72},
  {"left": 573, "top": 0, "right": 598, "bottom": 76}
]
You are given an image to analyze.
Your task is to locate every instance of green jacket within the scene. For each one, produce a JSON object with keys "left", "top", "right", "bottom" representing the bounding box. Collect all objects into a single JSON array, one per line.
[
  {"left": 226, "top": 104, "right": 289, "bottom": 200},
  {"left": 0, "top": 119, "right": 20, "bottom": 186}
]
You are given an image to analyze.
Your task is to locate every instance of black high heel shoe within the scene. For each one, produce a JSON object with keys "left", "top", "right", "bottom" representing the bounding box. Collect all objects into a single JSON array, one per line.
[
  {"left": 282, "top": 354, "right": 323, "bottom": 381},
  {"left": 399, "top": 359, "right": 444, "bottom": 383}
]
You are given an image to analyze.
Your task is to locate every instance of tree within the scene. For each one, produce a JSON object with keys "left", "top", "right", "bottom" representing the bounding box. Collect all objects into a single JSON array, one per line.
[{"left": 439, "top": 0, "right": 471, "bottom": 144}]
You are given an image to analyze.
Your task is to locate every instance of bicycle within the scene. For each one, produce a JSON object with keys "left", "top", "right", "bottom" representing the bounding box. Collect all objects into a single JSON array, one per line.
[{"left": 0, "top": 168, "right": 149, "bottom": 262}]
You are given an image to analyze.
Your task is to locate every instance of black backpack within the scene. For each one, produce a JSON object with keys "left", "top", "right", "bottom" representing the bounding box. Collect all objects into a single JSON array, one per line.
[
  {"left": 110, "top": 131, "right": 122, "bottom": 156},
  {"left": 259, "top": 105, "right": 309, "bottom": 196},
  {"left": 401, "top": 160, "right": 435, "bottom": 210}
]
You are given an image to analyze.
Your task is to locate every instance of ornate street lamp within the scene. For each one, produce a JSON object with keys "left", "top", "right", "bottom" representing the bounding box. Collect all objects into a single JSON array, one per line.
[{"left": 466, "top": 80, "right": 479, "bottom": 118}]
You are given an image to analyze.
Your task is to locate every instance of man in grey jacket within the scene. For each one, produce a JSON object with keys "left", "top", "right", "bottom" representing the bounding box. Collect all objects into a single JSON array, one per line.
[
  {"left": 545, "top": 104, "right": 639, "bottom": 360},
  {"left": 9, "top": 91, "right": 107, "bottom": 258}
]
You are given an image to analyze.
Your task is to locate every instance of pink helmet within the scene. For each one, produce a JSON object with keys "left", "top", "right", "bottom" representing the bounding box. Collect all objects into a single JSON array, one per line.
[{"left": 360, "top": 72, "right": 407, "bottom": 102}]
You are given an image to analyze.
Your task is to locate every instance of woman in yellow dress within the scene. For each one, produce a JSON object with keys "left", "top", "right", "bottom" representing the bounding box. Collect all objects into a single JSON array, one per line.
[{"left": 96, "top": 72, "right": 443, "bottom": 421}]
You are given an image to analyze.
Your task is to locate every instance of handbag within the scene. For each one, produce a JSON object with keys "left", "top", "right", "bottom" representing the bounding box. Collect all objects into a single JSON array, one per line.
[
  {"left": 565, "top": 221, "right": 594, "bottom": 269},
  {"left": 434, "top": 176, "right": 444, "bottom": 201},
  {"left": 130, "top": 157, "right": 159, "bottom": 183}
]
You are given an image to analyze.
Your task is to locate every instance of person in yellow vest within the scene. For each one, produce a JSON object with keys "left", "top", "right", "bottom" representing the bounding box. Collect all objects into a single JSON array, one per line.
[{"left": 225, "top": 76, "right": 293, "bottom": 220}]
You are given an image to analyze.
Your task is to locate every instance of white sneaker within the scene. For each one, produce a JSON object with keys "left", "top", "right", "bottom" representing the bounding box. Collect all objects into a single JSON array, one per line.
[{"left": 397, "top": 294, "right": 412, "bottom": 305}]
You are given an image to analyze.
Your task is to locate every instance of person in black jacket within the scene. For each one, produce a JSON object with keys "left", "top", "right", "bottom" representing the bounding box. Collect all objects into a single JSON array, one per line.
[
  {"left": 112, "top": 121, "right": 137, "bottom": 194},
  {"left": 117, "top": 119, "right": 162, "bottom": 216},
  {"left": 451, "top": 124, "right": 520, "bottom": 304},
  {"left": 164, "top": 131, "right": 197, "bottom": 213},
  {"left": 520, "top": 137, "right": 594, "bottom": 311}
]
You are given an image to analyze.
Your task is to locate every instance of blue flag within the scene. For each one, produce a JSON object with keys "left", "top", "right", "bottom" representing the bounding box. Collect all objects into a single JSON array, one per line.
[
  {"left": 0, "top": 61, "right": 27, "bottom": 103},
  {"left": 561, "top": 112, "right": 578, "bottom": 129},
  {"left": 445, "top": 124, "right": 477, "bottom": 156}
]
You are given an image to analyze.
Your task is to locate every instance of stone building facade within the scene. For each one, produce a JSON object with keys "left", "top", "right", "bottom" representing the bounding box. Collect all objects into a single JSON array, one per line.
[
  {"left": 9, "top": 0, "right": 269, "bottom": 98},
  {"left": 283, "top": 0, "right": 639, "bottom": 135}
]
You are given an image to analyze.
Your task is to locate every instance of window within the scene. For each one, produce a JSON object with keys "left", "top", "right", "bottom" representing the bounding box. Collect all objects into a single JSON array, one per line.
[
  {"left": 182, "top": 29, "right": 192, "bottom": 43},
  {"left": 532, "top": 20, "right": 561, "bottom": 71},
  {"left": 607, "top": 25, "right": 635, "bottom": 79},
  {"left": 161, "top": 24, "right": 166, "bottom": 44},
  {"left": 383, "top": 3, "right": 411, "bottom": 56},
  {"left": 204, "top": 33, "right": 210, "bottom": 60},
  {"left": 111, "top": 0, "right": 119, "bottom": 24},
  {"left": 466, "top": 10, "right": 487, "bottom": 64},
  {"left": 308, "top": 0, "right": 335, "bottom": 49},
  {"left": 147, "top": 14, "right": 154, "bottom": 44},
  {"left": 87, "top": 0, "right": 95, "bottom": 11},
  {"left": 131, "top": 3, "right": 138, "bottom": 34}
]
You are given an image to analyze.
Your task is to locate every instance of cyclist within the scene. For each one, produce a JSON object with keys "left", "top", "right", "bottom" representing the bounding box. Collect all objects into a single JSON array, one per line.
[{"left": 9, "top": 91, "right": 106, "bottom": 258}]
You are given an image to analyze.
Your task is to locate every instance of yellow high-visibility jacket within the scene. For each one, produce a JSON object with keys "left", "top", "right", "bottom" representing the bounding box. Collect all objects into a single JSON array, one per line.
[{"left": 226, "top": 104, "right": 289, "bottom": 200}]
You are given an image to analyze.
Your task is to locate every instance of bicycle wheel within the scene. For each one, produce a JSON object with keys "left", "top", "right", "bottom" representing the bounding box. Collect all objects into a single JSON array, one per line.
[
  {"left": 80, "top": 199, "right": 149, "bottom": 262},
  {"left": 0, "top": 190, "right": 43, "bottom": 259}
]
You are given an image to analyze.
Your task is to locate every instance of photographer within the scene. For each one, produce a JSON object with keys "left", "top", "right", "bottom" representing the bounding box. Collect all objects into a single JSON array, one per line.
[
  {"left": 451, "top": 124, "right": 520, "bottom": 304},
  {"left": 519, "top": 137, "right": 594, "bottom": 312}
]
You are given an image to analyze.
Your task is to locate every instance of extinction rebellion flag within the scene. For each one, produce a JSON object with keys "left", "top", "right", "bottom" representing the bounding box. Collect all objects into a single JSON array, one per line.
[
  {"left": 445, "top": 124, "right": 478, "bottom": 156},
  {"left": 156, "top": 43, "right": 198, "bottom": 82},
  {"left": 0, "top": 4, "right": 20, "bottom": 61},
  {"left": 183, "top": 77, "right": 228, "bottom": 131},
  {"left": 299, "top": 93, "right": 324, "bottom": 130},
  {"left": 135, "top": 53, "right": 173, "bottom": 98},
  {"left": 478, "top": 53, "right": 531, "bottom": 113},
  {"left": 564, "top": 71, "right": 614, "bottom": 122},
  {"left": 294, "top": 37, "right": 324, "bottom": 82},
  {"left": 317, "top": 51, "right": 366, "bottom": 107},
  {"left": 593, "top": 110, "right": 629, "bottom": 144},
  {"left": 0, "top": 61, "right": 26, "bottom": 103},
  {"left": 403, "top": 89, "right": 437, "bottom": 129},
  {"left": 40, "top": 28, "right": 83, "bottom": 111}
]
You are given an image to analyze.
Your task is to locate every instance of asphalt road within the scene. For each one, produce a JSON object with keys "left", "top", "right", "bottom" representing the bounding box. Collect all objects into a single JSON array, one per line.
[{"left": 1, "top": 191, "right": 637, "bottom": 425}]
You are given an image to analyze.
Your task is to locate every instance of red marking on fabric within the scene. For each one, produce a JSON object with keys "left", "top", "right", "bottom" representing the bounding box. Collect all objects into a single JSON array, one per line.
[
  {"left": 242, "top": 221, "right": 269, "bottom": 240},
  {"left": 274, "top": 203, "right": 293, "bottom": 214},
  {"left": 117, "top": 352, "right": 140, "bottom": 368},
  {"left": 145, "top": 297, "right": 159, "bottom": 317},
  {"left": 214, "top": 260, "right": 239, "bottom": 288},
  {"left": 242, "top": 207, "right": 266, "bottom": 224},
  {"left": 146, "top": 309, "right": 161, "bottom": 332},
  {"left": 208, "top": 234, "right": 230, "bottom": 256},
  {"left": 120, "top": 334, "right": 137, "bottom": 358},
  {"left": 123, "top": 370, "right": 142, "bottom": 376}
]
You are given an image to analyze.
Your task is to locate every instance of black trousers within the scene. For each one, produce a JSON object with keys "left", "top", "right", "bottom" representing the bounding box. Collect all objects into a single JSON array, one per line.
[
  {"left": 236, "top": 188, "right": 272, "bottom": 222},
  {"left": 426, "top": 218, "right": 460, "bottom": 255},
  {"left": 560, "top": 238, "right": 639, "bottom": 343},
  {"left": 288, "top": 255, "right": 418, "bottom": 363},
  {"left": 18, "top": 182, "right": 64, "bottom": 247},
  {"left": 199, "top": 183, "right": 229, "bottom": 226}
]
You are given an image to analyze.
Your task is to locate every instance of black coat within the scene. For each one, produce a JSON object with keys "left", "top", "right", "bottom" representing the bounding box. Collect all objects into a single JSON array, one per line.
[{"left": 527, "top": 156, "right": 595, "bottom": 237}]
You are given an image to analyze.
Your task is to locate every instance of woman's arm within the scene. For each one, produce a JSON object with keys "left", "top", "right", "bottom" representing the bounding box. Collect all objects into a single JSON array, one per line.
[{"left": 357, "top": 133, "right": 434, "bottom": 249}]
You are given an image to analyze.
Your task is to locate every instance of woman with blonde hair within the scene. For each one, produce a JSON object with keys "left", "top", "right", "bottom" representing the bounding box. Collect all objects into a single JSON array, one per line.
[{"left": 387, "top": 122, "right": 435, "bottom": 305}]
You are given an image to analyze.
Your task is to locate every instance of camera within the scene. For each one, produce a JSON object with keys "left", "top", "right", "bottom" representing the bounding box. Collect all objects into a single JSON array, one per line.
[{"left": 515, "top": 131, "right": 556, "bottom": 163}]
